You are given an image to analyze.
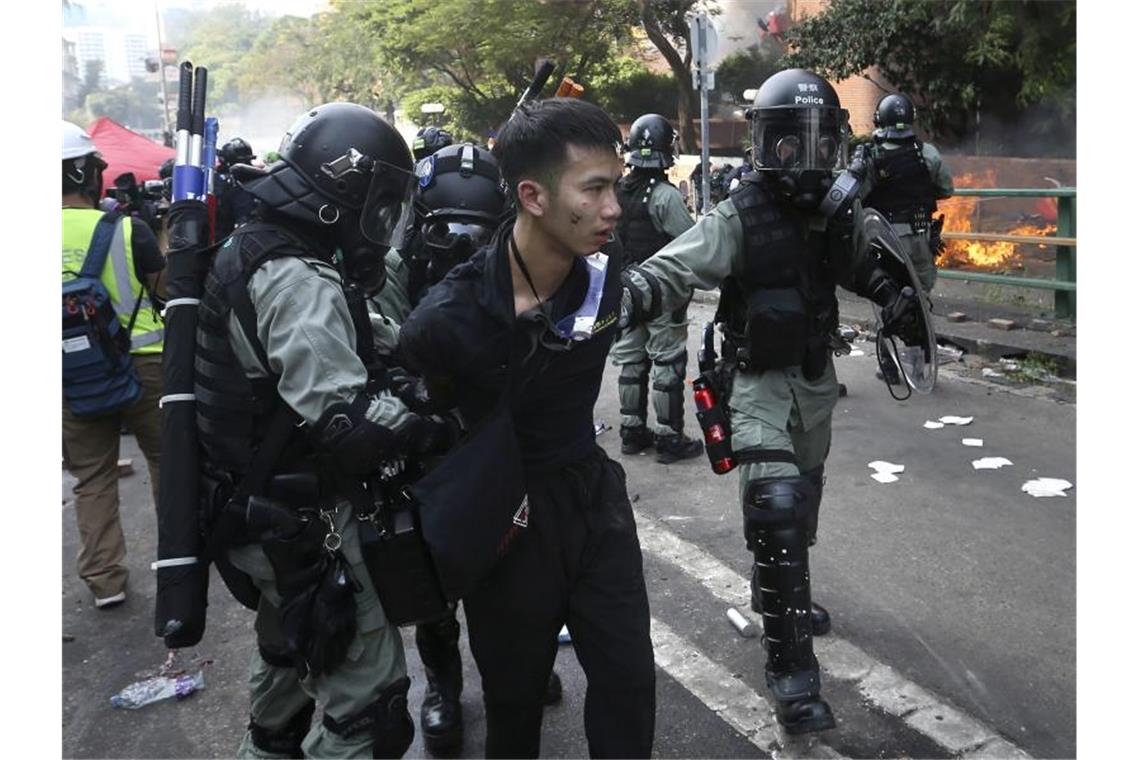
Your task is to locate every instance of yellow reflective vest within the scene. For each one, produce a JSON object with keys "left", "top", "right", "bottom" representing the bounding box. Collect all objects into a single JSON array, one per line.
[{"left": 62, "top": 208, "right": 164, "bottom": 354}]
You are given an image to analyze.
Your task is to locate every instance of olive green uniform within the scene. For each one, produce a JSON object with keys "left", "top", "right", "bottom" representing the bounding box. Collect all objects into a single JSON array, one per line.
[
  {"left": 623, "top": 195, "right": 870, "bottom": 482},
  {"left": 225, "top": 252, "right": 413, "bottom": 759},
  {"left": 867, "top": 140, "right": 954, "bottom": 292},
  {"left": 610, "top": 180, "right": 697, "bottom": 437}
]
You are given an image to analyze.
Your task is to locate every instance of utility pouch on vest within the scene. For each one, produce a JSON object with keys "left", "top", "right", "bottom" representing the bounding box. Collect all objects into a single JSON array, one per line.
[
  {"left": 744, "top": 287, "right": 809, "bottom": 371},
  {"left": 62, "top": 211, "right": 144, "bottom": 418},
  {"left": 357, "top": 487, "right": 450, "bottom": 627}
]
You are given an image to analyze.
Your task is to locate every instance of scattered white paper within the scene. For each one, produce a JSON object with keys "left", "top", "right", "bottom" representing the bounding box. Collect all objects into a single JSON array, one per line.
[
  {"left": 923, "top": 420, "right": 945, "bottom": 429},
  {"left": 1021, "top": 478, "right": 1073, "bottom": 497},
  {"left": 962, "top": 438, "right": 984, "bottom": 447},
  {"left": 938, "top": 416, "right": 974, "bottom": 426},
  {"left": 982, "top": 368, "right": 1004, "bottom": 378},
  {"left": 848, "top": 349, "right": 866, "bottom": 357},
  {"left": 871, "top": 472, "right": 899, "bottom": 484},
  {"left": 972, "top": 457, "right": 1013, "bottom": 470},
  {"left": 868, "top": 461, "right": 905, "bottom": 474}
]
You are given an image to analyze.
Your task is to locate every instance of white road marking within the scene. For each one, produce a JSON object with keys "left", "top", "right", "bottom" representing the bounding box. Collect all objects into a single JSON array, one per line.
[
  {"left": 650, "top": 616, "right": 841, "bottom": 759},
  {"left": 635, "top": 509, "right": 1032, "bottom": 758}
]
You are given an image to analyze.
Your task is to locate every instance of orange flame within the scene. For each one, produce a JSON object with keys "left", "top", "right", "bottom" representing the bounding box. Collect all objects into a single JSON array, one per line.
[{"left": 939, "top": 169, "right": 1056, "bottom": 270}]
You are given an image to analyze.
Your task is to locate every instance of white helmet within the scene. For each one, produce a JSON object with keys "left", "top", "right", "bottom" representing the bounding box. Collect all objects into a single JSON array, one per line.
[{"left": 63, "top": 120, "right": 98, "bottom": 161}]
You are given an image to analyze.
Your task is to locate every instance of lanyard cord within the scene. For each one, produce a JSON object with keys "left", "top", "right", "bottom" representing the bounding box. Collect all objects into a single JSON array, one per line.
[{"left": 509, "top": 232, "right": 544, "bottom": 307}]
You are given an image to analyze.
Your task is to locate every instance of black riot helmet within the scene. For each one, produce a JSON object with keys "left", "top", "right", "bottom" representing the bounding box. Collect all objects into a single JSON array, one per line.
[
  {"left": 745, "top": 69, "right": 849, "bottom": 209},
  {"left": 217, "top": 137, "right": 255, "bottom": 169},
  {"left": 412, "top": 126, "right": 454, "bottom": 161},
  {"left": 873, "top": 93, "right": 916, "bottom": 140},
  {"left": 624, "top": 113, "right": 677, "bottom": 169},
  {"left": 414, "top": 142, "right": 506, "bottom": 284},
  {"left": 237, "top": 103, "right": 417, "bottom": 294}
]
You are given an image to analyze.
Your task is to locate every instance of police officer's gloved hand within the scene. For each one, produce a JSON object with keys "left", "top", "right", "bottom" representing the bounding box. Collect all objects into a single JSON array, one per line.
[
  {"left": 403, "top": 412, "right": 463, "bottom": 456},
  {"left": 881, "top": 286, "right": 923, "bottom": 344},
  {"left": 386, "top": 368, "right": 448, "bottom": 415}
]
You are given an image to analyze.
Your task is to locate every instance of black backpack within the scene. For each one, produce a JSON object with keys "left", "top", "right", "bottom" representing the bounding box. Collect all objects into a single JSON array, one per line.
[{"left": 62, "top": 211, "right": 144, "bottom": 417}]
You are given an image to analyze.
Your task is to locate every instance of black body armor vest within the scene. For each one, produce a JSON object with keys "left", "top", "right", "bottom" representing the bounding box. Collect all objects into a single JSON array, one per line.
[
  {"left": 865, "top": 138, "right": 937, "bottom": 228},
  {"left": 717, "top": 178, "right": 842, "bottom": 379},
  {"left": 195, "top": 224, "right": 319, "bottom": 476},
  {"left": 616, "top": 171, "right": 674, "bottom": 269}
]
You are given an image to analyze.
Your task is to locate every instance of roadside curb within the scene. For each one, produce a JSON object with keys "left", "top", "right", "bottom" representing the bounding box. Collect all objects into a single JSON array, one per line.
[{"left": 690, "top": 288, "right": 1077, "bottom": 378}]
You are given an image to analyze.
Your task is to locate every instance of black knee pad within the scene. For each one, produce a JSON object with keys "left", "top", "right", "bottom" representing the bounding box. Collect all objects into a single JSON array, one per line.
[
  {"left": 741, "top": 475, "right": 818, "bottom": 549},
  {"left": 249, "top": 700, "right": 315, "bottom": 758},
  {"left": 323, "top": 676, "right": 414, "bottom": 758}
]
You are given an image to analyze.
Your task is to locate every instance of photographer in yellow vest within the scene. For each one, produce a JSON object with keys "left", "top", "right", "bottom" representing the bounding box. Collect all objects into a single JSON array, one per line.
[{"left": 62, "top": 120, "right": 165, "bottom": 609}]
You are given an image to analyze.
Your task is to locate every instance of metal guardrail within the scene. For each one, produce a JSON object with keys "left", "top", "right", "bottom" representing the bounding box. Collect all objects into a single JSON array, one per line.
[{"left": 937, "top": 187, "right": 1076, "bottom": 319}]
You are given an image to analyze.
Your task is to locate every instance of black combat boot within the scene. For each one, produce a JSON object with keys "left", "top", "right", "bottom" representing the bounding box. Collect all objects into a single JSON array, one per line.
[
  {"left": 655, "top": 432, "right": 704, "bottom": 464},
  {"left": 621, "top": 425, "right": 656, "bottom": 455},
  {"left": 416, "top": 616, "right": 464, "bottom": 753},
  {"left": 811, "top": 602, "right": 831, "bottom": 636}
]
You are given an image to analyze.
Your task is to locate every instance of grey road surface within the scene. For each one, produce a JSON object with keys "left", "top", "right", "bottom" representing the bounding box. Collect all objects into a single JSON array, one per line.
[{"left": 61, "top": 299, "right": 1075, "bottom": 758}]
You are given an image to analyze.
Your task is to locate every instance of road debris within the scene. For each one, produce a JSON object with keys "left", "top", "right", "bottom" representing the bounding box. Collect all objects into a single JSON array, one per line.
[
  {"left": 972, "top": 457, "right": 1013, "bottom": 470},
  {"left": 868, "top": 461, "right": 904, "bottom": 483},
  {"left": 726, "top": 607, "right": 758, "bottom": 638},
  {"left": 1021, "top": 478, "right": 1073, "bottom": 497}
]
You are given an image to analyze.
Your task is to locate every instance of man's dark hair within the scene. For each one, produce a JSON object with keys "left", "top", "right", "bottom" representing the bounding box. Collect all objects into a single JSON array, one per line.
[{"left": 493, "top": 97, "right": 621, "bottom": 202}]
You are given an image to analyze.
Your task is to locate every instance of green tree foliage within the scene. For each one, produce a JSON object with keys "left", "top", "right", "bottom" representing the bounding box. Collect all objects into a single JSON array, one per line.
[
  {"left": 235, "top": 11, "right": 388, "bottom": 109},
  {"left": 782, "top": 0, "right": 1075, "bottom": 156},
  {"left": 589, "top": 57, "right": 678, "bottom": 125},
  {"left": 714, "top": 39, "right": 784, "bottom": 105},
  {"left": 84, "top": 77, "right": 163, "bottom": 130},
  {"left": 344, "top": 0, "right": 635, "bottom": 138},
  {"left": 634, "top": 0, "right": 716, "bottom": 152},
  {"left": 171, "top": 3, "right": 273, "bottom": 109}
]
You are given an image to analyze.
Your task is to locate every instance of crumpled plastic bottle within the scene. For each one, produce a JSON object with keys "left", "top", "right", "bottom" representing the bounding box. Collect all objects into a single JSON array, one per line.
[{"left": 110, "top": 668, "right": 205, "bottom": 709}]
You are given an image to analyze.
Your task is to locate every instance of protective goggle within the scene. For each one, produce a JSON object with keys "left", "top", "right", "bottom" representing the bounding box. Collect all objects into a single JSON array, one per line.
[{"left": 421, "top": 218, "right": 495, "bottom": 252}]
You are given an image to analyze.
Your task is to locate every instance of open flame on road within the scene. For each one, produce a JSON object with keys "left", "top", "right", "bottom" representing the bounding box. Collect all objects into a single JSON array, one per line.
[{"left": 939, "top": 169, "right": 1057, "bottom": 270}]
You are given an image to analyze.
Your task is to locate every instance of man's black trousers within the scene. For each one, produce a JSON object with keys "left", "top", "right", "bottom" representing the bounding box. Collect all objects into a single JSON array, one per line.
[{"left": 463, "top": 446, "right": 656, "bottom": 758}]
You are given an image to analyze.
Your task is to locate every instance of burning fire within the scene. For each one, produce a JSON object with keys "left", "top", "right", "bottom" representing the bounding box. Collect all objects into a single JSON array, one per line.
[{"left": 938, "top": 169, "right": 1057, "bottom": 270}]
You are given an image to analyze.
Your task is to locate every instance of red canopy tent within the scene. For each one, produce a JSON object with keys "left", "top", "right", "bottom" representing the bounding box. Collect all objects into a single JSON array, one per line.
[{"left": 86, "top": 117, "right": 174, "bottom": 185}]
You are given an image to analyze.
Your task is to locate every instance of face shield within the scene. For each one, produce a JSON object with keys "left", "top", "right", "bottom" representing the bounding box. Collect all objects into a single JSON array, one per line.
[
  {"left": 749, "top": 107, "right": 848, "bottom": 173},
  {"left": 359, "top": 158, "right": 418, "bottom": 249}
]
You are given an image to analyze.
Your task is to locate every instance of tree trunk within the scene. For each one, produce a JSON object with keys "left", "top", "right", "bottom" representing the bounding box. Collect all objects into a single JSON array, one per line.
[
  {"left": 676, "top": 78, "right": 696, "bottom": 153},
  {"left": 639, "top": 0, "right": 697, "bottom": 152}
]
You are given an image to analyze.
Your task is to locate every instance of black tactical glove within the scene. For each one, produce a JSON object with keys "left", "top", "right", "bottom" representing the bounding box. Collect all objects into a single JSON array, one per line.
[
  {"left": 880, "top": 285, "right": 924, "bottom": 345},
  {"left": 403, "top": 412, "right": 463, "bottom": 457},
  {"left": 386, "top": 368, "right": 449, "bottom": 415}
]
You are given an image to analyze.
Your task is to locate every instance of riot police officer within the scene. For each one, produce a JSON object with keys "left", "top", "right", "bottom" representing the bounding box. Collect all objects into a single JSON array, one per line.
[
  {"left": 621, "top": 70, "right": 922, "bottom": 734},
  {"left": 864, "top": 93, "right": 954, "bottom": 293},
  {"left": 611, "top": 113, "right": 703, "bottom": 463},
  {"left": 412, "top": 126, "right": 454, "bottom": 162},
  {"left": 214, "top": 136, "right": 258, "bottom": 238},
  {"left": 198, "top": 102, "right": 447, "bottom": 757}
]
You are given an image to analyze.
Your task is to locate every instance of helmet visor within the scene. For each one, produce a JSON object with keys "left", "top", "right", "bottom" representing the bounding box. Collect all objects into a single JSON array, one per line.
[
  {"left": 360, "top": 159, "right": 418, "bottom": 248},
  {"left": 750, "top": 107, "right": 848, "bottom": 172}
]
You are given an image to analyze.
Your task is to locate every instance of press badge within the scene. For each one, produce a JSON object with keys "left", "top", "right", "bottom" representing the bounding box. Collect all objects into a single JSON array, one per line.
[{"left": 63, "top": 336, "right": 91, "bottom": 353}]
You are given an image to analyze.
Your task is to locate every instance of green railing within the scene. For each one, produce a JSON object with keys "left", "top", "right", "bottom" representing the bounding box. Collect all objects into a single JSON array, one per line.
[{"left": 938, "top": 187, "right": 1076, "bottom": 319}]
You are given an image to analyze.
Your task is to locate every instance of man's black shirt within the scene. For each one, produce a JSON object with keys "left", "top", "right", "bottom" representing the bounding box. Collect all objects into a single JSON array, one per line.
[{"left": 398, "top": 221, "right": 623, "bottom": 471}]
